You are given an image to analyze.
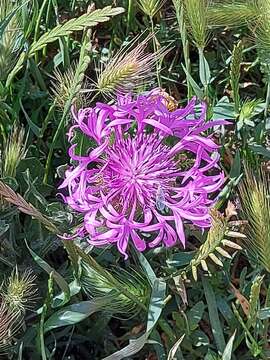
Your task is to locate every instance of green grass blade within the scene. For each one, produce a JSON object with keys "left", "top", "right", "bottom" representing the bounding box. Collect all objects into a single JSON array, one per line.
[{"left": 202, "top": 276, "right": 226, "bottom": 353}]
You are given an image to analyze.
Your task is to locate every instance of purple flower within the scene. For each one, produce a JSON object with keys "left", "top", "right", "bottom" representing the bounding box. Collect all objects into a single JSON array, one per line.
[{"left": 59, "top": 89, "right": 226, "bottom": 258}]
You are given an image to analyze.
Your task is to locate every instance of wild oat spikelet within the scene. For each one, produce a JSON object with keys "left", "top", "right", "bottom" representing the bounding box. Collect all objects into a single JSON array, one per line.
[
  {"left": 230, "top": 41, "right": 243, "bottom": 111},
  {"left": 207, "top": 1, "right": 258, "bottom": 28},
  {"left": 239, "top": 167, "right": 270, "bottom": 272},
  {"left": 137, "top": 0, "right": 165, "bottom": 18},
  {"left": 51, "top": 64, "right": 85, "bottom": 110},
  {"left": 81, "top": 261, "right": 150, "bottom": 316},
  {"left": 0, "top": 301, "right": 21, "bottom": 352},
  {"left": 182, "top": 0, "right": 209, "bottom": 50},
  {"left": 0, "top": 0, "right": 23, "bottom": 81},
  {"left": 253, "top": 0, "right": 270, "bottom": 74},
  {"left": 1, "top": 126, "right": 25, "bottom": 178},
  {"left": 2, "top": 268, "right": 37, "bottom": 313},
  {"left": 95, "top": 36, "right": 167, "bottom": 98}
]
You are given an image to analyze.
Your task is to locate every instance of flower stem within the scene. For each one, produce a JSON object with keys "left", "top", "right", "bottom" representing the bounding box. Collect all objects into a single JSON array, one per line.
[
  {"left": 43, "top": 111, "right": 66, "bottom": 184},
  {"left": 150, "top": 17, "right": 161, "bottom": 88},
  {"left": 265, "top": 81, "right": 270, "bottom": 118}
]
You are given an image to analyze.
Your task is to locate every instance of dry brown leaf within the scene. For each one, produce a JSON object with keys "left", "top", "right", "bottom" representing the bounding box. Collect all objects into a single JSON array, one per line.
[{"left": 230, "top": 282, "right": 250, "bottom": 316}]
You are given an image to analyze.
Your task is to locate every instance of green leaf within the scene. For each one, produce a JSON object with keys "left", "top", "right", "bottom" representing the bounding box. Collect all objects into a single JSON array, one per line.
[
  {"left": 136, "top": 251, "right": 157, "bottom": 286},
  {"left": 25, "top": 240, "right": 70, "bottom": 308},
  {"left": 167, "top": 335, "right": 185, "bottom": 360},
  {"left": 17, "top": 342, "right": 23, "bottom": 360},
  {"left": 19, "top": 98, "right": 43, "bottom": 137},
  {"left": 182, "top": 63, "right": 204, "bottom": 99},
  {"left": 187, "top": 301, "right": 205, "bottom": 331},
  {"left": 44, "top": 297, "right": 112, "bottom": 333},
  {"left": 202, "top": 276, "right": 226, "bottom": 353},
  {"left": 248, "top": 143, "right": 270, "bottom": 159},
  {"left": 191, "top": 330, "right": 209, "bottom": 347},
  {"left": 166, "top": 251, "right": 195, "bottom": 268},
  {"left": 199, "top": 49, "right": 211, "bottom": 86},
  {"left": 258, "top": 307, "right": 270, "bottom": 320},
  {"left": 212, "top": 97, "right": 236, "bottom": 120},
  {"left": 248, "top": 275, "right": 264, "bottom": 325},
  {"left": 222, "top": 331, "right": 236, "bottom": 360},
  {"left": 229, "top": 150, "right": 241, "bottom": 179},
  {"left": 204, "top": 350, "right": 220, "bottom": 360},
  {"left": 36, "top": 280, "right": 81, "bottom": 315}
]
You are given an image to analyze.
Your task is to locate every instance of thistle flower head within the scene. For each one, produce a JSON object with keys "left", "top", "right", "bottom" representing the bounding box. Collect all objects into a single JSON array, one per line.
[
  {"left": 60, "top": 89, "right": 226, "bottom": 258},
  {"left": 96, "top": 36, "right": 167, "bottom": 98},
  {"left": 1, "top": 268, "right": 37, "bottom": 312}
]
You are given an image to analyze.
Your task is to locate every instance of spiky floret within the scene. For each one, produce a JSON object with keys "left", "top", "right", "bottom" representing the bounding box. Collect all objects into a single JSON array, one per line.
[
  {"left": 207, "top": 0, "right": 258, "bottom": 28},
  {"left": 60, "top": 89, "right": 226, "bottom": 258},
  {"left": 1, "top": 268, "right": 37, "bottom": 312},
  {"left": 0, "top": 301, "right": 21, "bottom": 352},
  {"left": 137, "top": 0, "right": 166, "bottom": 18},
  {"left": 181, "top": 0, "right": 209, "bottom": 49},
  {"left": 51, "top": 64, "right": 85, "bottom": 110},
  {"left": 96, "top": 36, "right": 167, "bottom": 98},
  {"left": 253, "top": 0, "right": 270, "bottom": 69},
  {"left": 1, "top": 126, "right": 25, "bottom": 178},
  {"left": 239, "top": 167, "right": 270, "bottom": 272},
  {"left": 0, "top": 0, "right": 23, "bottom": 81},
  {"left": 81, "top": 261, "right": 150, "bottom": 316}
]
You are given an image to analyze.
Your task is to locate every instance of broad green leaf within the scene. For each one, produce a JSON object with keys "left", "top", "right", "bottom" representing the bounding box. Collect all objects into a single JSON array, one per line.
[
  {"left": 191, "top": 330, "right": 209, "bottom": 347},
  {"left": 44, "top": 297, "right": 112, "bottom": 333},
  {"left": 249, "top": 143, "right": 270, "bottom": 159},
  {"left": 137, "top": 251, "right": 157, "bottom": 286},
  {"left": 204, "top": 350, "right": 220, "bottom": 360},
  {"left": 166, "top": 252, "right": 195, "bottom": 268},
  {"left": 187, "top": 301, "right": 205, "bottom": 331},
  {"left": 151, "top": 330, "right": 167, "bottom": 360},
  {"left": 212, "top": 97, "right": 236, "bottom": 120},
  {"left": 229, "top": 150, "right": 241, "bottom": 179},
  {"left": 258, "top": 307, "right": 270, "bottom": 320}
]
